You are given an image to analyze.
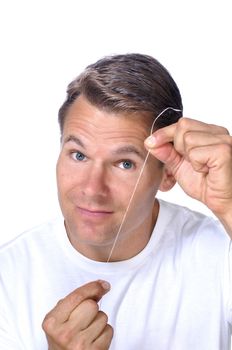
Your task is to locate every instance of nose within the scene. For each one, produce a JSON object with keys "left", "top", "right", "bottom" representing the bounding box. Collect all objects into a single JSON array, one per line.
[{"left": 82, "top": 163, "right": 109, "bottom": 198}]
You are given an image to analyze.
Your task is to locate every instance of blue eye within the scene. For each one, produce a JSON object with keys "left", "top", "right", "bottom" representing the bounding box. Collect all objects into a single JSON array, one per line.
[
  {"left": 119, "top": 160, "right": 133, "bottom": 169},
  {"left": 73, "top": 151, "right": 86, "bottom": 161}
]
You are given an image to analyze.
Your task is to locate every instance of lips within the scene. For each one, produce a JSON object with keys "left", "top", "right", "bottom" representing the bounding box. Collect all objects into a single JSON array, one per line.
[{"left": 76, "top": 206, "right": 114, "bottom": 218}]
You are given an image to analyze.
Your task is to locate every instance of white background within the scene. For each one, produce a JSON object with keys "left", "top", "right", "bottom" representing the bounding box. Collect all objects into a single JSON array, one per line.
[{"left": 0, "top": 0, "right": 231, "bottom": 245}]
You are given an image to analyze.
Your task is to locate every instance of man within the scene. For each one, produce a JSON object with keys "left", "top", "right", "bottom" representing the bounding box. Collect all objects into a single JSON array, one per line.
[{"left": 0, "top": 54, "right": 232, "bottom": 350}]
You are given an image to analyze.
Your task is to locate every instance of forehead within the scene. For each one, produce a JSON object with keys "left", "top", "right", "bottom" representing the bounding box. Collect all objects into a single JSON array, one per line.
[{"left": 63, "top": 95, "right": 152, "bottom": 141}]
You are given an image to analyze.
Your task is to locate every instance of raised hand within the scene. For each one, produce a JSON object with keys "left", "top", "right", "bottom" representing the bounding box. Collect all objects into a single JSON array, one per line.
[{"left": 145, "top": 118, "right": 232, "bottom": 234}]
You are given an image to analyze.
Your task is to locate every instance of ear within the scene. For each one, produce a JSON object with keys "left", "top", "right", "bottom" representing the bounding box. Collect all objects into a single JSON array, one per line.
[{"left": 159, "top": 166, "right": 176, "bottom": 192}]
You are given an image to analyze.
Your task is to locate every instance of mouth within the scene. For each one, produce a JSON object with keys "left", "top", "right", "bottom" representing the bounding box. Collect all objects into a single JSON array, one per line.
[{"left": 76, "top": 206, "right": 114, "bottom": 218}]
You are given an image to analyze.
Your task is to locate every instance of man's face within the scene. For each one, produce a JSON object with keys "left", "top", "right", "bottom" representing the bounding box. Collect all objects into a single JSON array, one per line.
[{"left": 56, "top": 95, "right": 165, "bottom": 261}]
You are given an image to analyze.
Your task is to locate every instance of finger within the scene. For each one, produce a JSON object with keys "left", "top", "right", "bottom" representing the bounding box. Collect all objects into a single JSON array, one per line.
[
  {"left": 43, "top": 280, "right": 110, "bottom": 327},
  {"left": 148, "top": 142, "right": 183, "bottom": 176},
  {"left": 68, "top": 299, "right": 99, "bottom": 330},
  {"left": 43, "top": 304, "right": 106, "bottom": 349},
  {"left": 189, "top": 143, "right": 232, "bottom": 176},
  {"left": 93, "top": 324, "right": 114, "bottom": 349},
  {"left": 145, "top": 123, "right": 177, "bottom": 148},
  {"left": 148, "top": 132, "right": 232, "bottom": 177},
  {"left": 182, "top": 132, "right": 232, "bottom": 159},
  {"left": 61, "top": 311, "right": 112, "bottom": 349},
  {"left": 145, "top": 118, "right": 229, "bottom": 149},
  {"left": 86, "top": 311, "right": 109, "bottom": 342}
]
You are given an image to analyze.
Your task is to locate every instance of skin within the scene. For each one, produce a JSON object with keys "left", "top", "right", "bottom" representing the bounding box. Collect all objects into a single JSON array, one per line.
[
  {"left": 43, "top": 96, "right": 232, "bottom": 349},
  {"left": 145, "top": 117, "right": 232, "bottom": 237},
  {"left": 43, "top": 95, "right": 174, "bottom": 349},
  {"left": 42, "top": 280, "right": 113, "bottom": 350},
  {"left": 56, "top": 95, "right": 174, "bottom": 262}
]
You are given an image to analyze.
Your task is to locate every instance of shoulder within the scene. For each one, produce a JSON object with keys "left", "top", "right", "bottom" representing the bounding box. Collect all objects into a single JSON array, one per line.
[
  {"left": 0, "top": 216, "right": 64, "bottom": 265},
  {"left": 154, "top": 200, "right": 231, "bottom": 278},
  {"left": 157, "top": 199, "right": 230, "bottom": 250}
]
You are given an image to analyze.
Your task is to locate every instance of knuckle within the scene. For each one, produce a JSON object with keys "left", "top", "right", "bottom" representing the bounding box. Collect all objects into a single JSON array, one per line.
[
  {"left": 227, "top": 135, "right": 232, "bottom": 146},
  {"left": 177, "top": 117, "right": 189, "bottom": 129},
  {"left": 98, "top": 311, "right": 108, "bottom": 324},
  {"left": 64, "top": 290, "right": 85, "bottom": 308},
  {"left": 56, "top": 329, "right": 72, "bottom": 345},
  {"left": 42, "top": 315, "right": 56, "bottom": 333},
  {"left": 46, "top": 326, "right": 87, "bottom": 349},
  {"left": 183, "top": 131, "right": 194, "bottom": 145},
  {"left": 58, "top": 328, "right": 89, "bottom": 348},
  {"left": 106, "top": 323, "right": 114, "bottom": 337},
  {"left": 208, "top": 124, "right": 230, "bottom": 136},
  {"left": 218, "top": 143, "right": 232, "bottom": 155},
  {"left": 103, "top": 324, "right": 114, "bottom": 345},
  {"left": 218, "top": 126, "right": 230, "bottom": 135},
  {"left": 67, "top": 291, "right": 80, "bottom": 304},
  {"left": 56, "top": 298, "right": 65, "bottom": 307},
  {"left": 66, "top": 287, "right": 87, "bottom": 306},
  {"left": 92, "top": 325, "right": 114, "bottom": 350},
  {"left": 84, "top": 298, "right": 99, "bottom": 312}
]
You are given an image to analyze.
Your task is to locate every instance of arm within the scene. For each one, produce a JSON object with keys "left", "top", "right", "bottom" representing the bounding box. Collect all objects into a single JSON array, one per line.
[{"left": 145, "top": 117, "right": 232, "bottom": 237}]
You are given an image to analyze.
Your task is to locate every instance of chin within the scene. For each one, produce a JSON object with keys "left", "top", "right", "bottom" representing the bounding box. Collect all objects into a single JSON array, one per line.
[{"left": 65, "top": 221, "right": 116, "bottom": 245}]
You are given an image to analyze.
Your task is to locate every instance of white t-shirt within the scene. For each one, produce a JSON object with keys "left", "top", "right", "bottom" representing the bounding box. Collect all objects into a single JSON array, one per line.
[{"left": 0, "top": 199, "right": 231, "bottom": 350}]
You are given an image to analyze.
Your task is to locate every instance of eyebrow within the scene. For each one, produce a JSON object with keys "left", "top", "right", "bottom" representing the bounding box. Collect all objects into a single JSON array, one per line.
[
  {"left": 63, "top": 135, "right": 145, "bottom": 159},
  {"left": 112, "top": 146, "right": 144, "bottom": 159},
  {"left": 63, "top": 135, "right": 85, "bottom": 148}
]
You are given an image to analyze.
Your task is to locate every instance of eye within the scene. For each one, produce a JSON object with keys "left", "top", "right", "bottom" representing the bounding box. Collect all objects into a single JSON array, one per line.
[
  {"left": 72, "top": 151, "right": 86, "bottom": 161},
  {"left": 118, "top": 160, "right": 134, "bottom": 170}
]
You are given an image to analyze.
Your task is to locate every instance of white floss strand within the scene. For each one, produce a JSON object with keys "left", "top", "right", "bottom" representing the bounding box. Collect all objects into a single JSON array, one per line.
[{"left": 106, "top": 107, "right": 182, "bottom": 263}]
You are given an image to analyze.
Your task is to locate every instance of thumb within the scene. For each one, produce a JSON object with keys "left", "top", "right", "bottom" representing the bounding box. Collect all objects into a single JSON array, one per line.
[{"left": 145, "top": 137, "right": 182, "bottom": 174}]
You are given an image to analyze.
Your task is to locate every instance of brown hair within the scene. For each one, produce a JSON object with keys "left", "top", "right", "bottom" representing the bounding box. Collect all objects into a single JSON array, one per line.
[{"left": 58, "top": 53, "right": 183, "bottom": 133}]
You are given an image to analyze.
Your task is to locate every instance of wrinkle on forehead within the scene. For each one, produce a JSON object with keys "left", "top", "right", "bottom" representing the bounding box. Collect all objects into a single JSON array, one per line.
[
  {"left": 64, "top": 115, "right": 149, "bottom": 137},
  {"left": 64, "top": 121, "right": 150, "bottom": 152},
  {"left": 63, "top": 95, "right": 151, "bottom": 135},
  {"left": 62, "top": 96, "right": 151, "bottom": 157},
  {"left": 63, "top": 133, "right": 146, "bottom": 159}
]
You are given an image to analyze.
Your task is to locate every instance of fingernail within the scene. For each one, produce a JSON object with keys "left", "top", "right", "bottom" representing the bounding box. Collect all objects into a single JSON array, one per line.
[
  {"left": 145, "top": 135, "right": 156, "bottom": 148},
  {"left": 98, "top": 280, "right": 111, "bottom": 290}
]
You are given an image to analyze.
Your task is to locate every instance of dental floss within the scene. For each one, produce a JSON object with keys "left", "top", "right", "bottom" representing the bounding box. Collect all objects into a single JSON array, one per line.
[
  {"left": 101, "top": 108, "right": 232, "bottom": 340},
  {"left": 105, "top": 107, "right": 182, "bottom": 263}
]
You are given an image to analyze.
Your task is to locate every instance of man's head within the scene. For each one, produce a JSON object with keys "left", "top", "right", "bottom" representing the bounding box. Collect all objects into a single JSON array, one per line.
[
  {"left": 58, "top": 53, "right": 183, "bottom": 135},
  {"left": 56, "top": 54, "right": 182, "bottom": 261}
]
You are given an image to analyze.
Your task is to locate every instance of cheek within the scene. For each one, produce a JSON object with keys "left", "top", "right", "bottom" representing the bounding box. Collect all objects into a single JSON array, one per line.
[
  {"left": 56, "top": 159, "right": 75, "bottom": 194},
  {"left": 130, "top": 168, "right": 163, "bottom": 209},
  {"left": 125, "top": 174, "right": 159, "bottom": 211},
  {"left": 122, "top": 187, "right": 156, "bottom": 232},
  {"left": 114, "top": 164, "right": 163, "bottom": 210}
]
